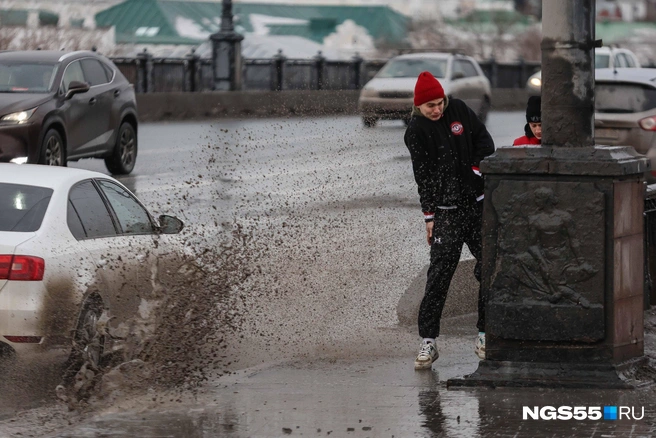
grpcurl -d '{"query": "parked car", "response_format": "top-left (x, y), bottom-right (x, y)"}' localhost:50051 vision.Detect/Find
top-left (0, 50), bottom-right (138, 174)
top-left (0, 164), bottom-right (184, 364)
top-left (526, 46), bottom-right (641, 95)
top-left (358, 52), bottom-right (492, 126)
top-left (595, 68), bottom-right (656, 182)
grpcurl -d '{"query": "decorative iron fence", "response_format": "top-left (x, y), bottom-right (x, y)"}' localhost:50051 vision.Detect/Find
top-left (109, 50), bottom-right (540, 93)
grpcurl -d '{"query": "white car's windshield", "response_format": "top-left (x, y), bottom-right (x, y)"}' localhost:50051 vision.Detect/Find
top-left (0, 62), bottom-right (57, 93)
top-left (0, 183), bottom-right (52, 232)
top-left (595, 54), bottom-right (610, 69)
top-left (376, 59), bottom-right (447, 79)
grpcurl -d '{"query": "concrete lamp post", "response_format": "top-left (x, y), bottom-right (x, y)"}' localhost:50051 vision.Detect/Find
top-left (448, 0), bottom-right (651, 389)
top-left (210, 0), bottom-right (244, 91)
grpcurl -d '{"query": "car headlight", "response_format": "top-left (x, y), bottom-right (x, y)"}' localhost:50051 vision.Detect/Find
top-left (529, 77), bottom-right (542, 88)
top-left (1, 107), bottom-right (37, 124)
top-left (360, 89), bottom-right (378, 98)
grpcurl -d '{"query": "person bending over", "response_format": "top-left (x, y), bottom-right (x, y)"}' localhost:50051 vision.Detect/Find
top-left (404, 71), bottom-right (495, 370)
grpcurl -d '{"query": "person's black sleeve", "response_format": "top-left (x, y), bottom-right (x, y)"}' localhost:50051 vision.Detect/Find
top-left (404, 125), bottom-right (435, 214)
top-left (466, 105), bottom-right (495, 166)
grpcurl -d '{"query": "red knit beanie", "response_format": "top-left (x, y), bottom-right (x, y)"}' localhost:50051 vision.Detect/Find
top-left (414, 71), bottom-right (445, 106)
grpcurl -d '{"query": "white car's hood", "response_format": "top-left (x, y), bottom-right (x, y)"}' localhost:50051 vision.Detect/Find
top-left (363, 77), bottom-right (451, 93)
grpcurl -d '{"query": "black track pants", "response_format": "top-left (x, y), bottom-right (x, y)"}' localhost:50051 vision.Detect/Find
top-left (418, 201), bottom-right (485, 339)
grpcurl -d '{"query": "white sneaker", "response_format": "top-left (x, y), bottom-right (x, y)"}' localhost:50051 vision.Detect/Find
top-left (475, 333), bottom-right (485, 360)
top-left (414, 342), bottom-right (438, 370)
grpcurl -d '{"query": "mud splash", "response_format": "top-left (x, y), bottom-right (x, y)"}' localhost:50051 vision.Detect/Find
top-left (55, 221), bottom-right (263, 410)
top-left (30, 118), bottom-right (423, 420)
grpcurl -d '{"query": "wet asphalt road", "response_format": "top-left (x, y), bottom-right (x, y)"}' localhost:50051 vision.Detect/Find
top-left (68, 112), bottom-right (522, 225)
top-left (3, 113), bottom-right (655, 437)
top-left (46, 313), bottom-right (656, 438)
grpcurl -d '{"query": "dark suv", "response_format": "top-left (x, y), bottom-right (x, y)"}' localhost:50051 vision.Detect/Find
top-left (0, 50), bottom-right (138, 174)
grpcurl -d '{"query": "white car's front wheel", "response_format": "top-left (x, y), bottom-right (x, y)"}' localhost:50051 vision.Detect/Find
top-left (362, 116), bottom-right (378, 128)
top-left (478, 97), bottom-right (491, 124)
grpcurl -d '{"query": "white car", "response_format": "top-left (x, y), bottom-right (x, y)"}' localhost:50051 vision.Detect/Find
top-left (358, 52), bottom-right (492, 126)
top-left (526, 46), bottom-right (641, 95)
top-left (0, 164), bottom-right (184, 365)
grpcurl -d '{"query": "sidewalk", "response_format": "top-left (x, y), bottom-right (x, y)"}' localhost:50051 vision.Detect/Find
top-left (47, 312), bottom-right (656, 438)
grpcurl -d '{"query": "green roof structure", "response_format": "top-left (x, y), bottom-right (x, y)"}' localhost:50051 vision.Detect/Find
top-left (38, 10), bottom-right (59, 26)
top-left (596, 20), bottom-right (656, 44)
top-left (0, 9), bottom-right (60, 27)
top-left (95, 0), bottom-right (409, 46)
top-left (445, 8), bottom-right (534, 34)
top-left (0, 10), bottom-right (29, 26)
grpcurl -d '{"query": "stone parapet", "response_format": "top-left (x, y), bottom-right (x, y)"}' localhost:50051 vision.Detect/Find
top-left (135, 88), bottom-right (530, 122)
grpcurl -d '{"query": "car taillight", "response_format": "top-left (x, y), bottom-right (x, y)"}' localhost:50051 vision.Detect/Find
top-left (639, 116), bottom-right (656, 131)
top-left (0, 255), bottom-right (11, 278)
top-left (0, 255), bottom-right (44, 281)
top-left (4, 336), bottom-right (42, 343)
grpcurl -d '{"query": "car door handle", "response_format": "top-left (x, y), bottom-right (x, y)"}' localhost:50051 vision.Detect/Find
top-left (89, 97), bottom-right (97, 106)
top-left (113, 89), bottom-right (121, 98)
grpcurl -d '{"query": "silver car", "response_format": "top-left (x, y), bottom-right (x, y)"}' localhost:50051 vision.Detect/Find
top-left (526, 46), bottom-right (641, 95)
top-left (595, 68), bottom-right (656, 181)
top-left (358, 52), bottom-right (492, 127)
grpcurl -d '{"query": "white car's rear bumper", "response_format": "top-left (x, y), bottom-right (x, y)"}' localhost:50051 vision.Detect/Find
top-left (0, 280), bottom-right (55, 355)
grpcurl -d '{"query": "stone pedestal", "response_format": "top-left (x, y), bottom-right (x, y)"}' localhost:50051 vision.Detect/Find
top-left (448, 145), bottom-right (650, 388)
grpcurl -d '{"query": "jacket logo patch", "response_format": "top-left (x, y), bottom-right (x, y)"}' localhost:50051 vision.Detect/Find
top-left (451, 121), bottom-right (464, 135)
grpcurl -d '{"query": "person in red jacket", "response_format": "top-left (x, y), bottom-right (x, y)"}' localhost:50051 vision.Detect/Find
top-left (513, 96), bottom-right (541, 146)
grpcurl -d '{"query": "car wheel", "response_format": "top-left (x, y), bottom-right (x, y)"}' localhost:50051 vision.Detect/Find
top-left (66, 298), bottom-right (106, 373)
top-left (362, 116), bottom-right (378, 128)
top-left (105, 122), bottom-right (137, 175)
top-left (478, 97), bottom-right (491, 124)
top-left (39, 129), bottom-right (66, 166)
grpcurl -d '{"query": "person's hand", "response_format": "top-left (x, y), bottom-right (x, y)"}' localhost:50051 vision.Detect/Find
top-left (425, 221), bottom-right (434, 245)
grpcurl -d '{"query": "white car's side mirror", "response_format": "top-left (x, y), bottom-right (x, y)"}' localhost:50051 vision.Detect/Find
top-left (158, 215), bottom-right (184, 234)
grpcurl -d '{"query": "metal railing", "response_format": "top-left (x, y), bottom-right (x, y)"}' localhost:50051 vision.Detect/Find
top-left (110, 49), bottom-right (540, 93)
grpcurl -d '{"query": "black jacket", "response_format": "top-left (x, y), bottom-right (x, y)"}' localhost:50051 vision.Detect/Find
top-left (404, 98), bottom-right (495, 213)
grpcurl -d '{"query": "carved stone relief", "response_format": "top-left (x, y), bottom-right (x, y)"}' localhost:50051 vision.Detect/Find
top-left (486, 180), bottom-right (605, 341)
